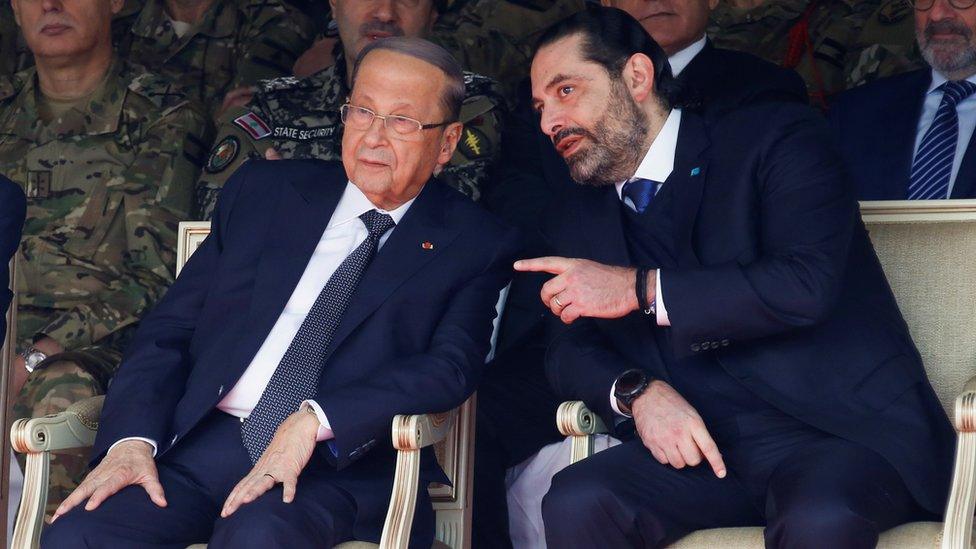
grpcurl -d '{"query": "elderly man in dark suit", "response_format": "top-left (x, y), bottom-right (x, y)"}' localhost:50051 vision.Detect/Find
top-left (830, 0), bottom-right (976, 199)
top-left (518, 8), bottom-right (951, 548)
top-left (0, 175), bottom-right (25, 343)
top-left (40, 37), bottom-right (519, 549)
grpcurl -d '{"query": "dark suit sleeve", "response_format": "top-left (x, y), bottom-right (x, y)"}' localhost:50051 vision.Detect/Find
top-left (0, 179), bottom-right (26, 342)
top-left (91, 164), bottom-right (249, 461)
top-left (315, 228), bottom-right (521, 469)
top-left (662, 108), bottom-right (857, 356)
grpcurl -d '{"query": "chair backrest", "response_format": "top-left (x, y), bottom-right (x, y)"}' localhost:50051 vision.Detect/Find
top-left (861, 200), bottom-right (976, 416)
top-left (176, 222), bottom-right (490, 548)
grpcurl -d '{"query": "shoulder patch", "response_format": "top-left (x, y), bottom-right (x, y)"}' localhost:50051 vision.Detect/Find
top-left (234, 112), bottom-right (273, 140)
top-left (205, 136), bottom-right (241, 174)
top-left (458, 126), bottom-right (489, 160)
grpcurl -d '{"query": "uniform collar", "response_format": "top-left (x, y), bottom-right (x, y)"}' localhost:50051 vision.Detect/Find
top-left (615, 108), bottom-right (683, 199)
top-left (4, 59), bottom-right (127, 143)
top-left (927, 69), bottom-right (976, 94)
top-left (328, 180), bottom-right (416, 229)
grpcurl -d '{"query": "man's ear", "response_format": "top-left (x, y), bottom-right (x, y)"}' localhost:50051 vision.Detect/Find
top-left (437, 121), bottom-right (463, 165)
top-left (623, 53), bottom-right (656, 104)
top-left (599, 0), bottom-right (613, 6)
top-left (10, 0), bottom-right (20, 28)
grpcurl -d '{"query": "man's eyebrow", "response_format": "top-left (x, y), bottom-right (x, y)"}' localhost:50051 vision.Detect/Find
top-left (532, 73), bottom-right (591, 110)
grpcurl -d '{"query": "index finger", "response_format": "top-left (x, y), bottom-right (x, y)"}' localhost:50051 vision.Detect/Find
top-left (53, 480), bottom-right (97, 521)
top-left (691, 425), bottom-right (726, 479)
top-left (513, 257), bottom-right (574, 274)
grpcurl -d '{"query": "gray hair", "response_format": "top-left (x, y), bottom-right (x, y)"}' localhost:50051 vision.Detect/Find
top-left (351, 37), bottom-right (466, 121)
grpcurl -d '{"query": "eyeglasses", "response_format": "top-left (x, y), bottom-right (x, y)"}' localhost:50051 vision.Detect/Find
top-left (339, 103), bottom-right (454, 139)
top-left (911, 0), bottom-right (976, 11)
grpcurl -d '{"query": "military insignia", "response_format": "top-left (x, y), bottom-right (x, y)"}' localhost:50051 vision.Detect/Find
top-left (878, 0), bottom-right (911, 25)
top-left (205, 136), bottom-right (240, 174)
top-left (233, 112), bottom-right (272, 140)
top-left (26, 170), bottom-right (51, 198)
top-left (421, 241), bottom-right (434, 250)
top-left (458, 127), bottom-right (489, 160)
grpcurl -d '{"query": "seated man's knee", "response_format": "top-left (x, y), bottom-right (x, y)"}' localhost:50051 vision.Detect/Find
top-left (766, 502), bottom-right (878, 549)
top-left (210, 499), bottom-right (335, 549)
top-left (40, 508), bottom-right (99, 548)
top-left (15, 360), bottom-right (101, 419)
top-left (543, 466), bottom-right (619, 530)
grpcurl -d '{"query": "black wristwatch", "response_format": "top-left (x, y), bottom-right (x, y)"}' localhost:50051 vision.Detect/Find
top-left (613, 369), bottom-right (651, 417)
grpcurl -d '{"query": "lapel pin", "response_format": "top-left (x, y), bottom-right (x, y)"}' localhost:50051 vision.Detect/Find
top-left (421, 241), bottom-right (434, 250)
top-left (690, 167), bottom-right (701, 177)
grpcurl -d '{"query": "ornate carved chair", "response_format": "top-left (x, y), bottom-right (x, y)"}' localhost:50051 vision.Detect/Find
top-left (10, 221), bottom-right (494, 549)
top-left (557, 200), bottom-right (976, 549)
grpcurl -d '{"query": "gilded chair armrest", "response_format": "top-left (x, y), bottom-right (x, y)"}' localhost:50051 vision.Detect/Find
top-left (10, 395), bottom-right (104, 454)
top-left (9, 395), bottom-right (104, 549)
top-left (381, 410), bottom-right (458, 549)
top-left (941, 378), bottom-right (976, 549)
top-left (557, 401), bottom-right (608, 465)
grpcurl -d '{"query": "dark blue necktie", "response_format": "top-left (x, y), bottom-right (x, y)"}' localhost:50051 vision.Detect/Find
top-left (908, 80), bottom-right (976, 200)
top-left (241, 209), bottom-right (395, 463)
top-left (622, 178), bottom-right (660, 213)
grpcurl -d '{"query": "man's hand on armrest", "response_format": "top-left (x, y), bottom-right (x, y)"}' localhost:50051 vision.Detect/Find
top-left (221, 407), bottom-right (320, 518)
top-left (52, 439), bottom-right (165, 522)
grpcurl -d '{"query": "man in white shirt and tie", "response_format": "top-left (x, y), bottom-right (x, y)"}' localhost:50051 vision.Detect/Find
top-left (41, 37), bottom-right (519, 549)
top-left (830, 0), bottom-right (976, 199)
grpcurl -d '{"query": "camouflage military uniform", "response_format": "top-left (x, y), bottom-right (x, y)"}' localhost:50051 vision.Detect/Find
top-left (196, 52), bottom-right (507, 219)
top-left (845, 0), bottom-right (924, 88)
top-left (0, 60), bottom-right (209, 514)
top-left (431, 0), bottom-right (587, 101)
top-left (113, 0), bottom-right (315, 116)
top-left (709, 0), bottom-right (880, 108)
top-left (0, 3), bottom-right (33, 79)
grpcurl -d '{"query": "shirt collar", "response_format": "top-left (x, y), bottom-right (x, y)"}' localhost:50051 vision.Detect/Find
top-left (329, 181), bottom-right (415, 228)
top-left (615, 108), bottom-right (683, 200)
top-left (927, 69), bottom-right (976, 94)
top-left (667, 36), bottom-right (707, 77)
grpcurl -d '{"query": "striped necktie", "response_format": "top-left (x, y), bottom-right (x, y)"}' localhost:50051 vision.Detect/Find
top-left (241, 209), bottom-right (395, 463)
top-left (908, 80), bottom-right (976, 200)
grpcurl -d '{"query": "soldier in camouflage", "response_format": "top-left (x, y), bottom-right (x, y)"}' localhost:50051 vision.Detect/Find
top-left (3, 0), bottom-right (210, 516)
top-left (112, 0), bottom-right (316, 117)
top-left (196, 0), bottom-right (508, 219)
top-left (845, 0), bottom-right (925, 87)
top-left (708, 0), bottom-right (880, 108)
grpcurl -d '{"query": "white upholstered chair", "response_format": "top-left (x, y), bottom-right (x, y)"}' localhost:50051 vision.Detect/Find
top-left (557, 200), bottom-right (976, 549)
top-left (10, 221), bottom-right (493, 549)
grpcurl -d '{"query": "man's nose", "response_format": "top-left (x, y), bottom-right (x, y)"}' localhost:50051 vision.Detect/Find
top-left (539, 106), bottom-right (565, 139)
top-left (927, 0), bottom-right (963, 20)
top-left (40, 0), bottom-right (63, 13)
top-left (369, 0), bottom-right (397, 22)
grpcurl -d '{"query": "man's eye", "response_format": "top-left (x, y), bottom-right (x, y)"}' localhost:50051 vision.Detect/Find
top-left (559, 86), bottom-right (574, 97)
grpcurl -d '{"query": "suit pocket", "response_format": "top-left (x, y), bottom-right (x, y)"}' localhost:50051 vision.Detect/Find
top-left (853, 354), bottom-right (923, 411)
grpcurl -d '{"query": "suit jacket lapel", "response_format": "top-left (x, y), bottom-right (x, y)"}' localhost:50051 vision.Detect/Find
top-left (952, 127), bottom-right (976, 198)
top-left (894, 71), bottom-right (932, 198)
top-left (670, 112), bottom-right (710, 269)
top-left (324, 181), bottom-right (461, 358)
top-left (229, 171), bottom-right (344, 375)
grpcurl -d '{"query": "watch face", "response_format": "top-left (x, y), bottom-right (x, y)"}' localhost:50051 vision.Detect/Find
top-left (25, 351), bottom-right (46, 371)
top-left (615, 370), bottom-right (647, 397)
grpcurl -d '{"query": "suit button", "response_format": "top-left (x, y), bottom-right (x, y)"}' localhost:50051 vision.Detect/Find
top-left (711, 341), bottom-right (719, 349)
top-left (350, 449), bottom-right (360, 458)
top-left (690, 343), bottom-right (700, 352)
top-left (721, 339), bottom-right (730, 347)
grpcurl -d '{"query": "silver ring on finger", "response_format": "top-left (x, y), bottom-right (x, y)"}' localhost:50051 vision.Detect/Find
top-left (553, 295), bottom-right (564, 310)
top-left (262, 473), bottom-right (277, 482)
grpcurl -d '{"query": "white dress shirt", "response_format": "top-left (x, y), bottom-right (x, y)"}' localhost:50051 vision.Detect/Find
top-left (668, 35), bottom-right (707, 77)
top-left (609, 108), bottom-right (683, 417)
top-left (112, 181), bottom-right (414, 455)
top-left (913, 70), bottom-right (976, 197)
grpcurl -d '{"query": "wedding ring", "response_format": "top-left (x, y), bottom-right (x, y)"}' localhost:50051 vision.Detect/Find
top-left (263, 473), bottom-right (277, 482)
top-left (553, 295), bottom-right (564, 309)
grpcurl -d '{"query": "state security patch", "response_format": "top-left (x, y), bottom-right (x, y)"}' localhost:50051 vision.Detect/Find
top-left (205, 136), bottom-right (240, 174)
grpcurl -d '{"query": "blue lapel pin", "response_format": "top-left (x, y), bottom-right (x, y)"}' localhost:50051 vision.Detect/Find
top-left (690, 167), bottom-right (701, 177)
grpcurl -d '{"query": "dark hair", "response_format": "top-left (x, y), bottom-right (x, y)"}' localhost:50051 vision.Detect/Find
top-left (535, 6), bottom-right (691, 110)
top-left (352, 37), bottom-right (466, 121)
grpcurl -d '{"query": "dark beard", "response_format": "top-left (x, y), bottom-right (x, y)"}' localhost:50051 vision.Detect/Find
top-left (564, 81), bottom-right (650, 187)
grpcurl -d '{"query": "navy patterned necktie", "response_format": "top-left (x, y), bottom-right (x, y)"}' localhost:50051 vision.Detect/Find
top-left (622, 178), bottom-right (660, 214)
top-left (908, 80), bottom-right (976, 200)
top-left (242, 209), bottom-right (396, 463)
